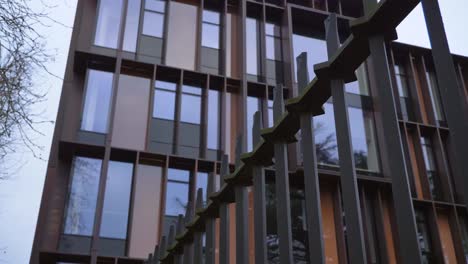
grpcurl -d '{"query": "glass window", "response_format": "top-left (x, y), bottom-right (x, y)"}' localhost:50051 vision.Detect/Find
top-left (95, 0), bottom-right (123, 49)
top-left (313, 103), bottom-right (339, 167)
top-left (202, 10), bottom-right (221, 49)
top-left (100, 161), bottom-right (133, 239)
top-left (247, 96), bottom-right (260, 152)
top-left (268, 100), bottom-right (274, 127)
top-left (145, 0), bottom-right (166, 12)
top-left (123, 0), bottom-right (141, 52)
top-left (293, 34), bottom-right (327, 81)
top-left (426, 70), bottom-right (445, 124)
top-left (153, 81), bottom-right (177, 120)
top-left (415, 209), bottom-right (434, 263)
top-left (165, 169), bottom-right (190, 216)
top-left (197, 172), bottom-right (209, 203)
top-left (207, 90), bottom-right (220, 150)
top-left (420, 137), bottom-right (440, 200)
top-left (345, 64), bottom-right (370, 95)
top-left (348, 107), bottom-right (380, 172)
top-left (246, 18), bottom-right (260, 76)
top-left (64, 157), bottom-right (102, 236)
top-left (142, 11), bottom-right (165, 38)
top-left (394, 63), bottom-right (415, 121)
top-left (180, 85), bottom-right (202, 124)
top-left (81, 69), bottom-right (114, 134)
top-left (265, 23), bottom-right (281, 61)
top-left (459, 215), bottom-right (468, 261)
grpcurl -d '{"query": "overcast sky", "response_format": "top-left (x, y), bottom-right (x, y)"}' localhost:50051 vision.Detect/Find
top-left (0, 1), bottom-right (467, 263)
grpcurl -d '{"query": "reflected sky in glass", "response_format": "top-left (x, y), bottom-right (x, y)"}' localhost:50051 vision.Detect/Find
top-left (81, 70), bottom-right (113, 133)
top-left (100, 161), bottom-right (133, 239)
top-left (292, 34), bottom-right (327, 81)
top-left (94, 0), bottom-right (123, 48)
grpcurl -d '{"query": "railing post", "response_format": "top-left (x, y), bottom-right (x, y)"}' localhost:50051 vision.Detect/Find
top-left (363, 0), bottom-right (423, 263)
top-left (234, 135), bottom-right (250, 264)
top-left (174, 214), bottom-right (184, 264)
top-left (159, 236), bottom-right (167, 263)
top-left (205, 173), bottom-right (217, 264)
top-left (166, 225), bottom-right (175, 263)
top-left (153, 245), bottom-right (159, 264)
top-left (296, 52), bottom-right (325, 263)
top-left (325, 13), bottom-right (367, 264)
top-left (194, 188), bottom-right (204, 264)
top-left (421, 0), bottom-right (468, 209)
top-left (252, 111), bottom-right (267, 264)
top-left (272, 85), bottom-right (295, 263)
top-left (183, 201), bottom-right (194, 264)
top-left (219, 155), bottom-right (231, 264)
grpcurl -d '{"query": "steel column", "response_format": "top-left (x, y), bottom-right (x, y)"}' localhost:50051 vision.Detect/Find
top-left (205, 173), bottom-right (217, 264)
top-left (219, 155), bottom-right (231, 264)
top-left (363, 1), bottom-right (423, 263)
top-left (272, 86), bottom-right (294, 263)
top-left (297, 52), bottom-right (325, 264)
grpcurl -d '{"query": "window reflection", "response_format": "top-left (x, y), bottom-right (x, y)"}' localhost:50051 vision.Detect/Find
top-left (394, 63), bottom-right (415, 121)
top-left (247, 96), bottom-right (260, 151)
top-left (153, 80), bottom-right (177, 120)
top-left (246, 18), bottom-right (260, 78)
top-left (268, 99), bottom-right (274, 127)
top-left (313, 103), bottom-right (339, 167)
top-left (345, 64), bottom-right (369, 96)
top-left (207, 90), bottom-right (220, 150)
top-left (143, 0), bottom-right (166, 38)
top-left (348, 107), bottom-right (380, 172)
top-left (181, 85), bottom-right (202, 124)
top-left (426, 70), bottom-right (445, 125)
top-left (123, 0), bottom-right (142, 52)
top-left (81, 69), bottom-right (114, 134)
top-left (100, 161), bottom-right (133, 239)
top-left (202, 10), bottom-right (221, 49)
top-left (165, 169), bottom-right (190, 216)
top-left (292, 33), bottom-right (327, 81)
top-left (64, 157), bottom-right (102, 236)
top-left (416, 209), bottom-right (434, 263)
top-left (95, 0), bottom-right (123, 49)
top-left (197, 172), bottom-right (209, 203)
top-left (266, 22), bottom-right (283, 85)
top-left (420, 136), bottom-right (441, 200)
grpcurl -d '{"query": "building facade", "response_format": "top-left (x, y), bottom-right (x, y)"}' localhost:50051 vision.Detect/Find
top-left (30, 0), bottom-right (468, 263)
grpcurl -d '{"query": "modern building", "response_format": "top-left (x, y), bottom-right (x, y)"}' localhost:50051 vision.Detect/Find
top-left (30, 0), bottom-right (468, 263)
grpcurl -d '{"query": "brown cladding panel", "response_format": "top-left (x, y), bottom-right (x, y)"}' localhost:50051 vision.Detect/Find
top-left (112, 74), bottom-right (151, 151)
top-left (382, 194), bottom-right (397, 264)
top-left (436, 210), bottom-right (458, 264)
top-left (128, 164), bottom-right (163, 258)
top-left (321, 188), bottom-right (339, 264)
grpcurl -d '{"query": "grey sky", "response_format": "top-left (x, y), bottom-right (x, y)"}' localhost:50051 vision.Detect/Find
top-left (0, 1), bottom-right (466, 263)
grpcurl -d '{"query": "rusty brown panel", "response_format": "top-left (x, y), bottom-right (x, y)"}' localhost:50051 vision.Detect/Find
top-left (435, 209), bottom-right (458, 263)
top-left (321, 185), bottom-right (339, 264)
top-left (405, 127), bottom-right (424, 199)
top-left (381, 193), bottom-right (397, 264)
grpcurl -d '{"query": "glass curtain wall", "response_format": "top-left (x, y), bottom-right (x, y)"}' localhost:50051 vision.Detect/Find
top-left (426, 70), bottom-right (445, 126)
top-left (153, 80), bottom-right (177, 120)
top-left (201, 10), bottom-right (221, 74)
top-left (207, 89), bottom-right (221, 151)
top-left (247, 96), bottom-right (261, 151)
top-left (265, 22), bottom-right (283, 85)
top-left (246, 17), bottom-right (261, 82)
top-left (123, 0), bottom-right (142, 52)
top-left (420, 136), bottom-right (442, 200)
top-left (164, 168), bottom-right (190, 236)
top-left (142, 0), bottom-right (166, 38)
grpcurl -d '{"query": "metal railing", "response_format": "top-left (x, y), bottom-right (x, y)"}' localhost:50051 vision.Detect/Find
top-left (143, 0), bottom-right (468, 263)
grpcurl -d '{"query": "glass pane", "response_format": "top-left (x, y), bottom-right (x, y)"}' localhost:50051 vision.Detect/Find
top-left (426, 71), bottom-right (445, 122)
top-left (416, 210), bottom-right (434, 263)
top-left (145, 0), bottom-right (166, 12)
top-left (345, 64), bottom-right (369, 95)
top-left (181, 94), bottom-right (201, 124)
top-left (203, 10), bottom-right (220, 24)
top-left (64, 157), bottom-right (102, 236)
top-left (246, 18), bottom-right (259, 76)
top-left (143, 11), bottom-right (164, 38)
top-left (348, 107), bottom-right (380, 172)
top-left (266, 36), bottom-right (275, 60)
top-left (153, 89), bottom-right (176, 120)
top-left (202, 23), bottom-right (220, 49)
top-left (293, 34), bottom-right (327, 81)
top-left (313, 103), bottom-right (339, 166)
top-left (165, 182), bottom-right (189, 216)
top-left (207, 90), bottom-right (220, 150)
top-left (265, 23), bottom-right (275, 36)
top-left (100, 161), bottom-right (133, 239)
top-left (95, 0), bottom-right (123, 48)
top-left (156, 80), bottom-right (177, 91)
top-left (81, 70), bottom-right (114, 133)
top-left (268, 100), bottom-right (274, 127)
top-left (123, 0), bottom-right (141, 52)
top-left (247, 96), bottom-right (260, 152)
top-left (168, 168), bottom-right (190, 182)
top-left (183, 85), bottom-right (203, 95)
top-left (197, 172), bottom-right (209, 203)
